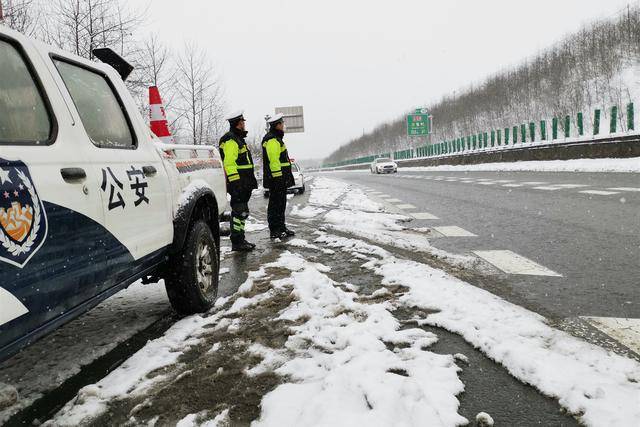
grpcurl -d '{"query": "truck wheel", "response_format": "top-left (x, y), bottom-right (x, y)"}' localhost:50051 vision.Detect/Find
top-left (165, 220), bottom-right (219, 315)
top-left (299, 184), bottom-right (305, 194)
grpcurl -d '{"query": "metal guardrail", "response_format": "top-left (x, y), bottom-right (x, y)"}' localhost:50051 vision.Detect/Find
top-left (324, 104), bottom-right (636, 168)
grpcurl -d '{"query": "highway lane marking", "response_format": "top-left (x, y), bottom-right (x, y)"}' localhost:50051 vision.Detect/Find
top-left (411, 212), bottom-right (440, 220)
top-left (552, 184), bottom-right (590, 188)
top-left (521, 182), bottom-right (548, 185)
top-left (607, 187), bottom-right (640, 192)
top-left (385, 198), bottom-right (403, 203)
top-left (581, 317), bottom-right (640, 354)
top-left (0, 286), bottom-right (29, 327)
top-left (579, 190), bottom-right (620, 196)
top-left (477, 182), bottom-right (498, 185)
top-left (433, 226), bottom-right (477, 237)
top-left (491, 180), bottom-right (515, 183)
top-left (533, 186), bottom-right (563, 191)
top-left (396, 204), bottom-right (417, 210)
top-left (473, 250), bottom-right (562, 277)
top-left (503, 184), bottom-right (524, 187)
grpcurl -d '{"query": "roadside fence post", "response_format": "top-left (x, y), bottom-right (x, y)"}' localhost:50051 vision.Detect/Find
top-left (540, 120), bottom-right (547, 141)
top-left (610, 106), bottom-right (618, 133)
top-left (627, 103), bottom-right (634, 131)
top-left (564, 115), bottom-right (570, 138)
top-left (529, 122), bottom-right (535, 142)
top-left (594, 109), bottom-right (601, 135)
top-left (552, 117), bottom-right (558, 140)
top-left (577, 112), bottom-right (584, 136)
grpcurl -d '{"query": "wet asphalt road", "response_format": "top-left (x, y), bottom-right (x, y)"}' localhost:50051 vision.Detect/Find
top-left (324, 170), bottom-right (640, 321)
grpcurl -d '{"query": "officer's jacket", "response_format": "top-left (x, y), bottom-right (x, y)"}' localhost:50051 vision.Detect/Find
top-left (218, 129), bottom-right (258, 190)
top-left (262, 129), bottom-right (294, 189)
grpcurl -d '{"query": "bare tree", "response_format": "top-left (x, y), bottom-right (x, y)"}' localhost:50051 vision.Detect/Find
top-left (174, 42), bottom-right (226, 145)
top-left (0, 0), bottom-right (41, 36)
top-left (43, 0), bottom-right (144, 60)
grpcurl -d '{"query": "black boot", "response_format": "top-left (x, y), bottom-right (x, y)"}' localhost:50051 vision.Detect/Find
top-left (270, 230), bottom-right (288, 239)
top-left (232, 240), bottom-right (256, 252)
top-left (283, 228), bottom-right (296, 237)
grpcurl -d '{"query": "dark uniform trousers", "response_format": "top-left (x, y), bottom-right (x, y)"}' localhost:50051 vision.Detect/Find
top-left (230, 189), bottom-right (252, 244)
top-left (267, 184), bottom-right (287, 233)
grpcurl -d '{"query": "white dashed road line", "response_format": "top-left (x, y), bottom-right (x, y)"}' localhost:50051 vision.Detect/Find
top-left (433, 226), bottom-right (477, 237)
top-left (552, 184), bottom-right (590, 189)
top-left (521, 182), bottom-right (548, 185)
top-left (473, 250), bottom-right (562, 277)
top-left (607, 187), bottom-right (640, 192)
top-left (503, 184), bottom-right (524, 187)
top-left (533, 186), bottom-right (563, 191)
top-left (411, 212), bottom-right (440, 220)
top-left (582, 317), bottom-right (640, 354)
top-left (579, 190), bottom-right (620, 196)
top-left (396, 204), bottom-right (416, 210)
top-left (385, 198), bottom-right (402, 203)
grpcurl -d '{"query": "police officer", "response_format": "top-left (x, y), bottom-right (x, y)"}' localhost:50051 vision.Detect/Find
top-left (262, 114), bottom-right (295, 239)
top-left (219, 111), bottom-right (258, 251)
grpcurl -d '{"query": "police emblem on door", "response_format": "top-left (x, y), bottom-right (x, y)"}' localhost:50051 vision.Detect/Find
top-left (0, 158), bottom-right (48, 268)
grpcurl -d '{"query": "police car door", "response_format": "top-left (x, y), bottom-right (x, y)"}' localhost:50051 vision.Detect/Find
top-left (0, 32), bottom-right (106, 349)
top-left (50, 57), bottom-right (173, 290)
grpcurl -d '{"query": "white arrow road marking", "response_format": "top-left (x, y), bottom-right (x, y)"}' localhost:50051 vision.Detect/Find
top-left (0, 286), bottom-right (28, 326)
top-left (582, 317), bottom-right (640, 354)
top-left (411, 212), bottom-right (439, 220)
top-left (433, 226), bottom-right (477, 237)
top-left (396, 204), bottom-right (416, 210)
top-left (473, 250), bottom-right (562, 277)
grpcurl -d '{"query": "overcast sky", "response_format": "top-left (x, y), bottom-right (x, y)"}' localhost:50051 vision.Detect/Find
top-left (137, 0), bottom-right (632, 160)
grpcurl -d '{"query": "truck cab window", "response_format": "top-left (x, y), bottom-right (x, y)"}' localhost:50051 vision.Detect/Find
top-left (53, 59), bottom-right (135, 149)
top-left (0, 39), bottom-right (52, 145)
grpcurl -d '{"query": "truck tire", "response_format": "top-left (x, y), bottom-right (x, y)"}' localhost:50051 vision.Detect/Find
top-left (165, 220), bottom-right (219, 315)
top-left (299, 184), bottom-right (305, 194)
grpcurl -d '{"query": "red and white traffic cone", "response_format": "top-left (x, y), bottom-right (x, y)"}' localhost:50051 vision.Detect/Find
top-left (149, 86), bottom-right (175, 144)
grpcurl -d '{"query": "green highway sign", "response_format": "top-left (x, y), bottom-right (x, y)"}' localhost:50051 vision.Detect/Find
top-left (407, 108), bottom-right (432, 136)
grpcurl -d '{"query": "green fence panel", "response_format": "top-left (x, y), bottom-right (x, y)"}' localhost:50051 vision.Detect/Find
top-left (564, 116), bottom-right (570, 138)
top-left (628, 103), bottom-right (634, 131)
top-left (504, 128), bottom-right (510, 144)
top-left (491, 130), bottom-right (495, 147)
top-left (520, 124), bottom-right (526, 143)
top-left (552, 117), bottom-right (558, 140)
top-left (483, 132), bottom-right (488, 148)
top-left (540, 120), bottom-right (547, 140)
top-left (529, 122), bottom-right (535, 142)
top-left (513, 126), bottom-right (518, 143)
top-left (577, 112), bottom-right (584, 136)
top-left (594, 109), bottom-right (601, 135)
top-left (610, 106), bottom-right (618, 133)
top-left (497, 129), bottom-right (502, 145)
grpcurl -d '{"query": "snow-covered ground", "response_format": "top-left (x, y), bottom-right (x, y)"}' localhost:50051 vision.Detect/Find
top-left (45, 176), bottom-right (640, 426)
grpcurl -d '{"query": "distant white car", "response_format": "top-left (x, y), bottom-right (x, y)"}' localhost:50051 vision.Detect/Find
top-left (263, 162), bottom-right (305, 196)
top-left (370, 158), bottom-right (398, 174)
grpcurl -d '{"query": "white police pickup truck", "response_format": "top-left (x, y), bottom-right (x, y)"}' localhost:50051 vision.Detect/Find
top-left (0, 26), bottom-right (227, 362)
